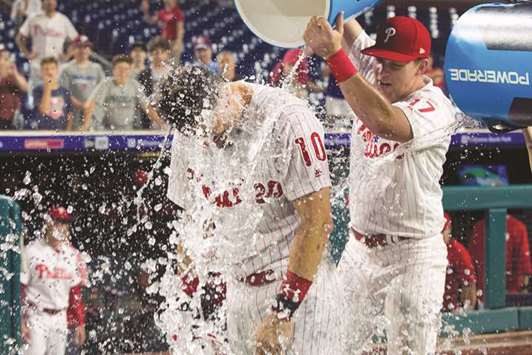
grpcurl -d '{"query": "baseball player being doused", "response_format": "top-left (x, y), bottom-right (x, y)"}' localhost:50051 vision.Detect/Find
top-left (21, 207), bottom-right (88, 355)
top-left (304, 14), bottom-right (459, 354)
top-left (158, 65), bottom-right (344, 355)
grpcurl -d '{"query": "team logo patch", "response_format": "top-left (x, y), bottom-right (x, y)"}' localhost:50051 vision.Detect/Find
top-left (384, 27), bottom-right (397, 43)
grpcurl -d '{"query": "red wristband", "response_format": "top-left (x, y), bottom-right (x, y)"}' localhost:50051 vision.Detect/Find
top-left (272, 271), bottom-right (313, 319)
top-left (326, 48), bottom-right (358, 83)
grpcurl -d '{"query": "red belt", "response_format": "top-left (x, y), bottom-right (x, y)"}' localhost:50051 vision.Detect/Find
top-left (352, 229), bottom-right (409, 249)
top-left (240, 270), bottom-right (276, 287)
top-left (27, 301), bottom-right (65, 315)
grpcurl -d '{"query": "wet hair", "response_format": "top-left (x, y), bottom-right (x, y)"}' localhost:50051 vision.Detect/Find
top-left (157, 65), bottom-right (224, 135)
top-left (40, 56), bottom-right (58, 67)
top-left (148, 36), bottom-right (171, 53)
top-left (112, 54), bottom-right (133, 68)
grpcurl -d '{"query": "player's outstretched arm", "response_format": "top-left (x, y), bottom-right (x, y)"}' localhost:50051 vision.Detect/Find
top-left (255, 187), bottom-right (332, 355)
top-left (338, 71), bottom-right (414, 142)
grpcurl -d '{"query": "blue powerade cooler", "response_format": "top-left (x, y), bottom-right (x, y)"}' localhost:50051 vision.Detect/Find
top-left (445, 2), bottom-right (532, 131)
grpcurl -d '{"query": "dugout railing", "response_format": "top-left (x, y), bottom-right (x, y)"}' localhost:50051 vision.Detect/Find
top-left (442, 185), bottom-right (532, 335)
top-left (0, 196), bottom-right (22, 353)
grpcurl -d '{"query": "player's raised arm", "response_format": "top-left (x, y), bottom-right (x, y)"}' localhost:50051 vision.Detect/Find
top-left (304, 14), bottom-right (415, 142)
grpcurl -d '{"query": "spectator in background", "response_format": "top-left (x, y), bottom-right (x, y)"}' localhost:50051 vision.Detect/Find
top-left (217, 50), bottom-right (238, 81)
top-left (442, 212), bottom-right (477, 313)
top-left (10, 0), bottom-right (43, 28)
top-left (59, 35), bottom-right (105, 130)
top-left (137, 36), bottom-right (170, 99)
top-left (269, 49), bottom-right (322, 99)
top-left (0, 46), bottom-right (29, 130)
top-left (81, 55), bottom-right (166, 131)
top-left (28, 57), bottom-right (73, 130)
top-left (469, 214), bottom-right (532, 303)
top-left (141, 0), bottom-right (185, 61)
top-left (16, 0), bottom-right (78, 86)
top-left (192, 36), bottom-right (218, 74)
top-left (137, 37), bottom-right (171, 129)
top-left (130, 42), bottom-right (148, 78)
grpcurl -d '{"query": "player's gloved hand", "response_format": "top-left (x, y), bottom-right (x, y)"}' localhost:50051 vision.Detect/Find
top-left (75, 325), bottom-right (86, 346)
top-left (255, 313), bottom-right (294, 355)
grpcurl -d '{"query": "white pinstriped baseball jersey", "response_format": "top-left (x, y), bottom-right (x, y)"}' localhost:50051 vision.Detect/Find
top-left (167, 83), bottom-right (331, 277)
top-left (21, 239), bottom-right (88, 310)
top-left (347, 32), bottom-right (459, 238)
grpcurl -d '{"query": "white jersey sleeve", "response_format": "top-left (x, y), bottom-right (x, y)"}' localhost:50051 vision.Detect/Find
top-left (393, 85), bottom-right (458, 149)
top-left (62, 14), bottom-right (78, 41)
top-left (278, 107), bottom-right (331, 201)
top-left (349, 31), bottom-right (378, 85)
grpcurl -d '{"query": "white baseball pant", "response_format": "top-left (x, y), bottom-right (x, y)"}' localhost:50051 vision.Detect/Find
top-left (226, 258), bottom-right (344, 355)
top-left (23, 309), bottom-right (68, 355)
top-left (338, 232), bottom-right (448, 355)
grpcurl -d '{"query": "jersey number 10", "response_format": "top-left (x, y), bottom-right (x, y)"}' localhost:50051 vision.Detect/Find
top-left (295, 132), bottom-right (327, 167)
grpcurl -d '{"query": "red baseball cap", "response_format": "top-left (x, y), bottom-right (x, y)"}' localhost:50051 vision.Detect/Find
top-left (362, 16), bottom-right (431, 63)
top-left (48, 206), bottom-right (72, 223)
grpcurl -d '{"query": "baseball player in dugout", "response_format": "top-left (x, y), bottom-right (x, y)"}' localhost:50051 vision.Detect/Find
top-left (305, 13), bottom-right (459, 354)
top-left (442, 213), bottom-right (477, 313)
top-left (21, 207), bottom-right (88, 355)
top-left (158, 65), bottom-right (340, 355)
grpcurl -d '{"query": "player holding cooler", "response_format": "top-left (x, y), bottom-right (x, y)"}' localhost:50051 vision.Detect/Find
top-left (305, 14), bottom-right (458, 354)
top-left (21, 207), bottom-right (88, 355)
top-left (160, 66), bottom-right (340, 355)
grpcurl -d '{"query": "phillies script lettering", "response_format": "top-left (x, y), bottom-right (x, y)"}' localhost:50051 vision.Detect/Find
top-left (357, 123), bottom-right (400, 158)
top-left (187, 168), bottom-right (284, 208)
top-left (35, 264), bottom-right (73, 280)
top-left (33, 25), bottom-right (67, 38)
